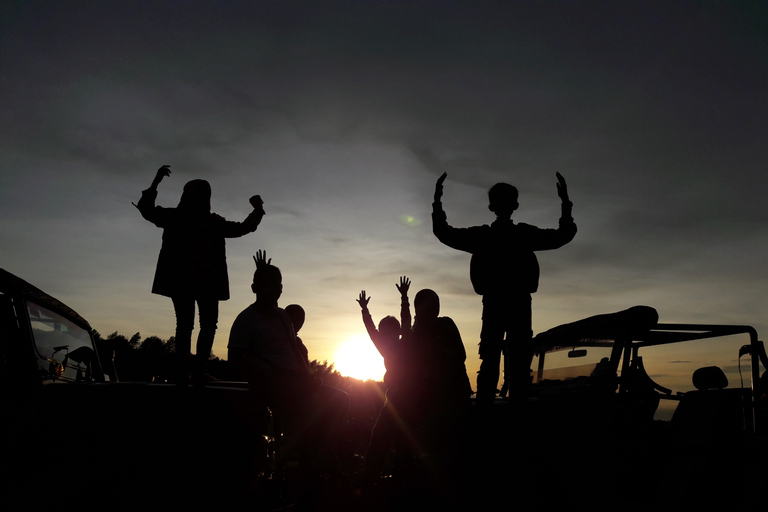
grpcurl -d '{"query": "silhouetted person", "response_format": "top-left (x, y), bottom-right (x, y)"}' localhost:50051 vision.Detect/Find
top-left (285, 300), bottom-right (352, 461)
top-left (409, 288), bottom-right (472, 456)
top-left (432, 172), bottom-right (576, 406)
top-left (135, 165), bottom-right (265, 385)
top-left (285, 303), bottom-right (310, 368)
top-left (357, 276), bottom-right (415, 482)
top-left (228, 251), bottom-right (349, 470)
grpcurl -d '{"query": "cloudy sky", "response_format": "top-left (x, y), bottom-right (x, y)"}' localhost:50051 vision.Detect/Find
top-left (2, 1), bottom-right (767, 382)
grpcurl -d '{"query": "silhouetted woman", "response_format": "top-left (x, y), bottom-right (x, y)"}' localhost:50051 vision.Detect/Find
top-left (136, 165), bottom-right (265, 385)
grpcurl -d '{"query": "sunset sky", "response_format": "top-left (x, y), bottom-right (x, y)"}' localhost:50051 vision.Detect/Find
top-left (2, 1), bottom-right (767, 384)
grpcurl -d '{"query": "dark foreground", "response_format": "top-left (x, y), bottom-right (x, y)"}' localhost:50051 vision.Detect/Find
top-left (6, 381), bottom-right (765, 512)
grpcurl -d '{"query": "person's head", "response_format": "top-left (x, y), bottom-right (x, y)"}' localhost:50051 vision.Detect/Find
top-left (488, 182), bottom-right (518, 218)
top-left (414, 289), bottom-right (440, 321)
top-left (251, 264), bottom-right (282, 304)
top-left (178, 179), bottom-right (212, 214)
top-left (285, 304), bottom-right (306, 333)
top-left (378, 315), bottom-right (401, 340)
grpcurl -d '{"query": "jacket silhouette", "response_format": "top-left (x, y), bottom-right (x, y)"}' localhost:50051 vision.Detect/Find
top-left (137, 179), bottom-right (263, 300)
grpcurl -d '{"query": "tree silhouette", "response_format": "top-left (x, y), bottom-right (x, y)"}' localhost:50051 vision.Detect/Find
top-left (309, 359), bottom-right (345, 388)
top-left (136, 335), bottom-right (174, 381)
top-left (93, 330), bottom-right (388, 397)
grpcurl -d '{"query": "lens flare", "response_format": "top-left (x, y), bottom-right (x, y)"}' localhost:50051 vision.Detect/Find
top-left (400, 214), bottom-right (420, 226)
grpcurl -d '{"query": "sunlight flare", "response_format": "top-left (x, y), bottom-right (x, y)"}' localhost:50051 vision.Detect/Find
top-left (332, 334), bottom-right (386, 381)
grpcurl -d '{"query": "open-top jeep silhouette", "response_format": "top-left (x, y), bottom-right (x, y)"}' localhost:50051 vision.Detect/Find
top-left (529, 305), bottom-right (767, 434)
top-left (474, 305), bottom-right (768, 509)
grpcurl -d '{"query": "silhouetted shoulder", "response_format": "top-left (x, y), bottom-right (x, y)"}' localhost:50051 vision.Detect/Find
top-left (437, 316), bottom-right (460, 331)
top-left (135, 188), bottom-right (175, 228)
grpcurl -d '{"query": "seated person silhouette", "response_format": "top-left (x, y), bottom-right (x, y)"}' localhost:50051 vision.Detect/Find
top-left (285, 303), bottom-right (310, 368)
top-left (228, 251), bottom-right (348, 468)
top-left (285, 301), bottom-right (350, 458)
top-left (357, 276), bottom-right (417, 481)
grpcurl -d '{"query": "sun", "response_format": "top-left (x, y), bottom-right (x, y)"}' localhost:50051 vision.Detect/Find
top-left (332, 334), bottom-right (386, 382)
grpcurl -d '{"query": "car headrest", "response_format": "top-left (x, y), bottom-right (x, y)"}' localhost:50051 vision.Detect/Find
top-left (692, 366), bottom-right (728, 391)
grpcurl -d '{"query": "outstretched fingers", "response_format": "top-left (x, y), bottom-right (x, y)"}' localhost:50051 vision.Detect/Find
top-left (253, 249), bottom-right (272, 268)
top-left (396, 276), bottom-right (411, 295)
top-left (357, 290), bottom-right (370, 308)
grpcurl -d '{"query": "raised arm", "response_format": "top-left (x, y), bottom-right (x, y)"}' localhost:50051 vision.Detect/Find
top-left (134, 165), bottom-right (172, 223)
top-left (555, 171), bottom-right (576, 237)
top-left (149, 165), bottom-right (171, 191)
top-left (396, 276), bottom-right (412, 332)
top-left (526, 172), bottom-right (577, 250)
top-left (357, 291), bottom-right (378, 341)
top-left (556, 172), bottom-right (570, 205)
top-left (431, 172), bottom-right (484, 253)
top-left (434, 172), bottom-right (447, 203)
top-left (218, 194), bottom-right (265, 237)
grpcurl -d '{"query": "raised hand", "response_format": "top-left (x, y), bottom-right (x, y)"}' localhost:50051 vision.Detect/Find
top-left (150, 165), bottom-right (171, 190)
top-left (156, 164), bottom-right (171, 179)
top-left (249, 195), bottom-right (265, 215)
top-left (357, 291), bottom-right (370, 310)
top-left (434, 172), bottom-right (447, 202)
top-left (556, 172), bottom-right (569, 203)
top-left (253, 249), bottom-right (271, 269)
top-left (396, 276), bottom-right (410, 297)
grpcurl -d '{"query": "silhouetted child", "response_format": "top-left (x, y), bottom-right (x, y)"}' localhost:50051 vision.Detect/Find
top-left (285, 303), bottom-right (310, 369)
top-left (356, 276), bottom-right (414, 481)
top-left (285, 300), bottom-right (355, 461)
top-left (228, 251), bottom-right (349, 471)
top-left (135, 165), bottom-right (265, 385)
top-left (357, 276), bottom-right (412, 394)
top-left (432, 172), bottom-right (576, 406)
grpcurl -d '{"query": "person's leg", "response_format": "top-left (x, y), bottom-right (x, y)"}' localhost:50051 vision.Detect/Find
top-left (505, 296), bottom-right (533, 401)
top-left (171, 296), bottom-right (195, 385)
top-left (192, 298), bottom-right (219, 381)
top-left (477, 302), bottom-right (505, 406)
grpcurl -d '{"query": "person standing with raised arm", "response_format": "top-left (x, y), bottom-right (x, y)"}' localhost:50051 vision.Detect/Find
top-left (356, 276), bottom-right (415, 483)
top-left (431, 172), bottom-right (576, 407)
top-left (135, 165), bottom-right (265, 385)
top-left (357, 276), bottom-right (412, 393)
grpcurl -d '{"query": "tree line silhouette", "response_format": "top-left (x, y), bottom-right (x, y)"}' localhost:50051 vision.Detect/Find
top-left (92, 329), bottom-right (369, 386)
top-left (92, 329), bottom-right (388, 457)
